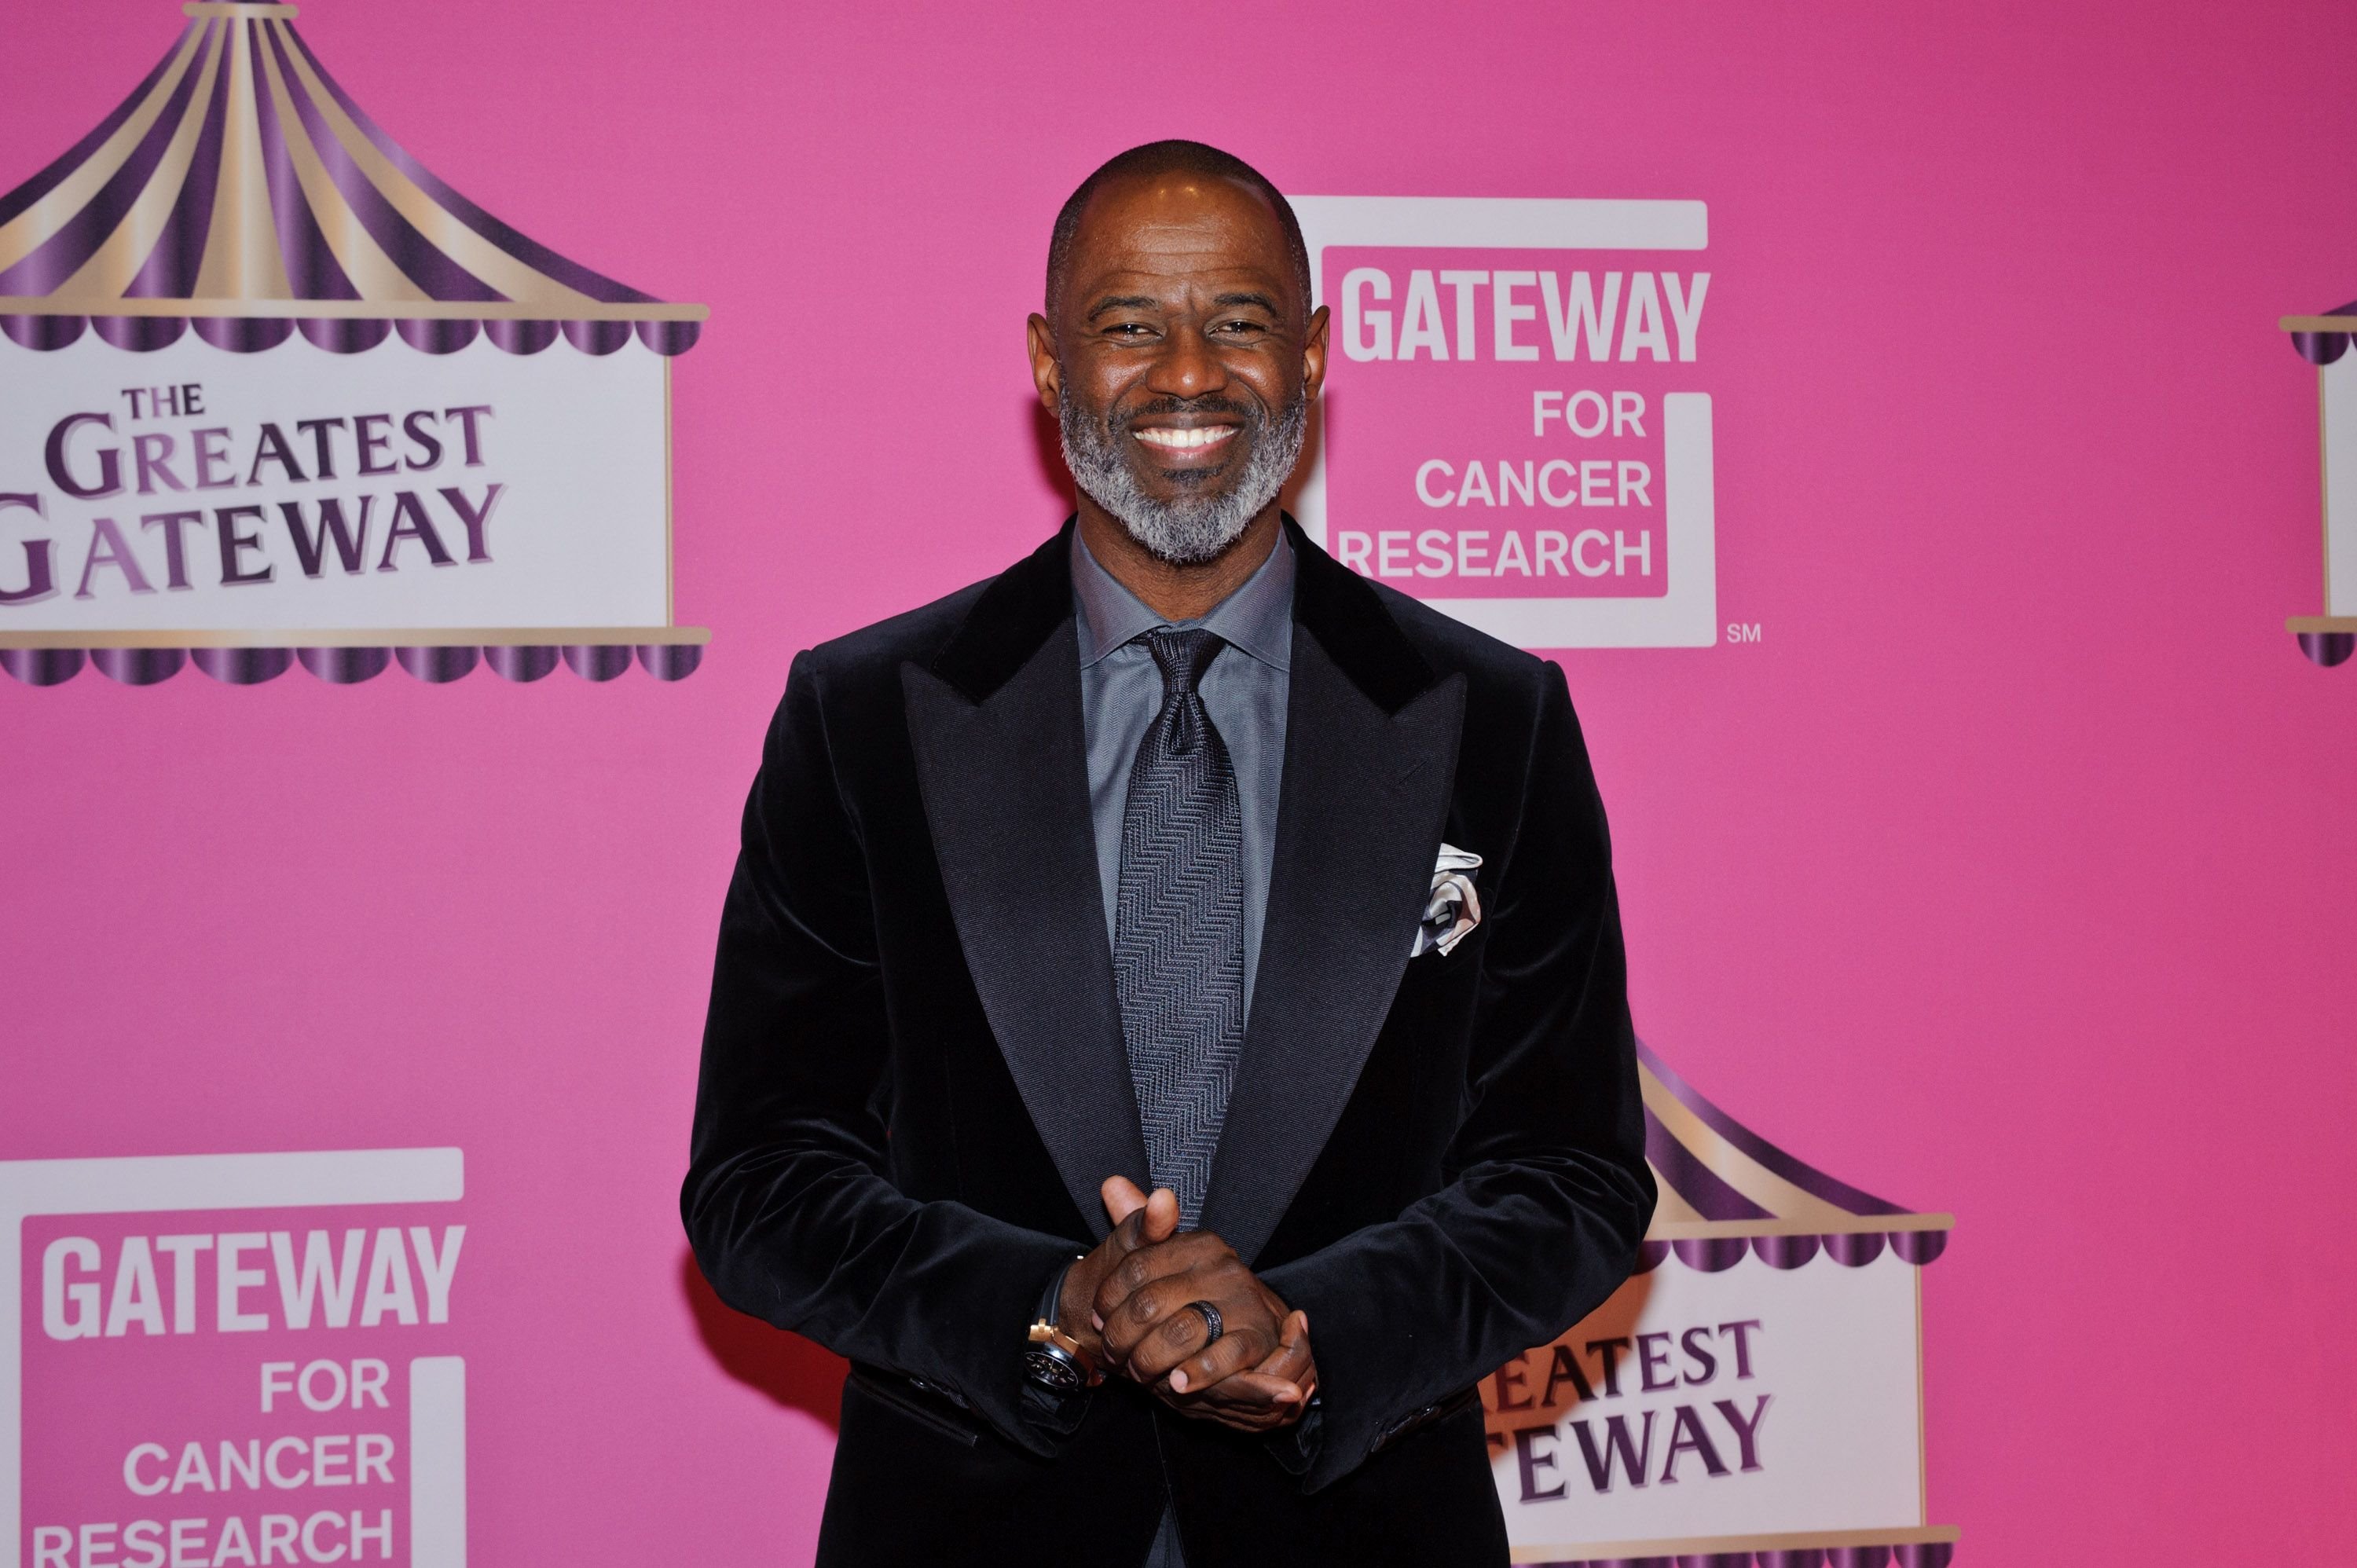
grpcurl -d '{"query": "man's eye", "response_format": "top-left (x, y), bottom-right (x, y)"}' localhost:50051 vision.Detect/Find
top-left (1215, 320), bottom-right (1266, 335)
top-left (1106, 323), bottom-right (1155, 338)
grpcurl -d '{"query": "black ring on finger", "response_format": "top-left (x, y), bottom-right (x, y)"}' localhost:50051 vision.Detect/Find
top-left (1187, 1300), bottom-right (1223, 1346)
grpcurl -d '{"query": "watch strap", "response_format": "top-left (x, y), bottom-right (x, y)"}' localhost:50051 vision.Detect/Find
top-left (1039, 1259), bottom-right (1076, 1328)
top-left (1024, 1255), bottom-right (1100, 1393)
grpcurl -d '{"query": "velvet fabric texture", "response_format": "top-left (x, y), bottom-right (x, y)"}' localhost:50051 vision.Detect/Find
top-left (683, 518), bottom-right (1656, 1567)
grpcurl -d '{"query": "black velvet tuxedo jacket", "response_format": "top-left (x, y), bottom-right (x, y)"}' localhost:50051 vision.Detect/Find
top-left (684, 518), bottom-right (1655, 1568)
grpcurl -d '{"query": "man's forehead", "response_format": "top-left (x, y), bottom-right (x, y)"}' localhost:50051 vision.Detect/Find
top-left (1080, 253), bottom-right (1288, 297)
top-left (1068, 174), bottom-right (1292, 294)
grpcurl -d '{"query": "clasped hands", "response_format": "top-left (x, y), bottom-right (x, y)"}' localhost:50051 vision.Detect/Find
top-left (1057, 1176), bottom-right (1316, 1434)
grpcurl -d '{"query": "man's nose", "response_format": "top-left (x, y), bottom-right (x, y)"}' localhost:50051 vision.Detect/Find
top-left (1143, 324), bottom-right (1225, 401)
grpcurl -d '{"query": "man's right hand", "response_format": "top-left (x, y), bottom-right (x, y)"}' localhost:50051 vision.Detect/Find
top-left (1055, 1177), bottom-right (1182, 1366)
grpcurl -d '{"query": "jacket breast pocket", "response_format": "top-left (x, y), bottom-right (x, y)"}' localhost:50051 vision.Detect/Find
top-left (845, 1366), bottom-right (981, 1449)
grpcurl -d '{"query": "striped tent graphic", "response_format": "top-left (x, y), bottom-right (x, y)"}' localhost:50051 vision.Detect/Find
top-left (1636, 1042), bottom-right (1949, 1272)
top-left (0, 0), bottom-right (706, 355)
top-left (0, 0), bottom-right (708, 691)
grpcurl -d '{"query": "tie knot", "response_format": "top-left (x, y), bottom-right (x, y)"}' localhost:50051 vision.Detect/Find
top-left (1144, 627), bottom-right (1224, 696)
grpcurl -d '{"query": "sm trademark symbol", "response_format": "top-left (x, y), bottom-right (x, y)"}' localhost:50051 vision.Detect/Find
top-left (1726, 622), bottom-right (1762, 644)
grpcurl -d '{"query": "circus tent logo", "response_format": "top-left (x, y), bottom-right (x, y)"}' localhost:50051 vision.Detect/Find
top-left (1487, 1043), bottom-right (1957, 1566)
top-left (0, 0), bottom-right (707, 688)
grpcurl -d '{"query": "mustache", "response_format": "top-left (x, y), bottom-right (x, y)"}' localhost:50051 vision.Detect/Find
top-left (1108, 395), bottom-right (1265, 434)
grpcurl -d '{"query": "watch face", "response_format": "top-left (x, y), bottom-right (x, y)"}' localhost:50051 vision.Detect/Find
top-left (1025, 1344), bottom-right (1083, 1394)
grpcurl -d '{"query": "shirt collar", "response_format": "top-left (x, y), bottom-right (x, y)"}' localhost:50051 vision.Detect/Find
top-left (1070, 525), bottom-right (1295, 672)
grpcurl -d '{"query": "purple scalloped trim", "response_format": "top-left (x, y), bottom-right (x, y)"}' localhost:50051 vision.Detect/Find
top-left (1750, 1233), bottom-right (1820, 1269)
top-left (193, 646), bottom-right (291, 684)
top-left (2290, 297), bottom-right (2357, 365)
top-left (297, 645), bottom-right (389, 683)
top-left (2297, 631), bottom-right (2354, 668)
top-left (0, 648), bottom-right (85, 686)
top-left (1671, 1236), bottom-right (1750, 1273)
top-left (564, 319), bottom-right (633, 355)
top-left (95, 314), bottom-right (188, 350)
top-left (1634, 1229), bottom-right (1949, 1274)
top-left (396, 316), bottom-right (479, 355)
top-left (486, 644), bottom-right (560, 682)
top-left (92, 647), bottom-right (184, 685)
top-left (299, 316), bottom-right (390, 353)
top-left (396, 645), bottom-right (477, 683)
top-left (3, 313), bottom-right (86, 350)
top-left (636, 318), bottom-right (700, 355)
top-left (7, 643), bottom-right (701, 686)
top-left (0, 315), bottom-right (687, 354)
top-left (195, 316), bottom-right (294, 353)
top-left (485, 318), bottom-right (559, 354)
top-left (2295, 331), bottom-right (2351, 365)
top-left (1535, 1538), bottom-right (1948, 1567)
top-left (1890, 1229), bottom-right (1947, 1266)
top-left (637, 643), bottom-right (702, 680)
top-left (564, 644), bottom-right (633, 681)
top-left (1823, 1231), bottom-right (1887, 1268)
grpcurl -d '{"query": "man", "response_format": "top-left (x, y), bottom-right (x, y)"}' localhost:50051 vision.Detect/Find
top-left (684, 140), bottom-right (1655, 1566)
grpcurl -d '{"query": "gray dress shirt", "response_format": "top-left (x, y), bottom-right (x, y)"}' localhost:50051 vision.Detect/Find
top-left (1072, 529), bottom-right (1293, 1014)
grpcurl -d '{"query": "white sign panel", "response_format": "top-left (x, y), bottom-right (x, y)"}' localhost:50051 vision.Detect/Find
top-left (2320, 354), bottom-right (2357, 617)
top-left (1487, 1252), bottom-right (1925, 1556)
top-left (0, 338), bottom-right (670, 635)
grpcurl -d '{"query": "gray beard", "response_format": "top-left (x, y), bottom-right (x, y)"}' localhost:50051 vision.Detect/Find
top-left (1059, 385), bottom-right (1308, 566)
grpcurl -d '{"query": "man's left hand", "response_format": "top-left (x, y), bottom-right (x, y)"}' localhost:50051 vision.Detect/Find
top-left (1089, 1188), bottom-right (1316, 1432)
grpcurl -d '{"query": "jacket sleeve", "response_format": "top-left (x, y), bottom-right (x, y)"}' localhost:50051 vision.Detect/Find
top-left (680, 651), bottom-right (1081, 1453)
top-left (1258, 661), bottom-right (1657, 1492)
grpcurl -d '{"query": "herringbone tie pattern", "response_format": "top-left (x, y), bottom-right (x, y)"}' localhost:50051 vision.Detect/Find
top-left (1114, 628), bottom-right (1244, 1229)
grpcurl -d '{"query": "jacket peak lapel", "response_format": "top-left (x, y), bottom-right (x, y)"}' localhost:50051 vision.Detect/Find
top-left (1202, 526), bottom-right (1468, 1263)
top-left (904, 520), bottom-right (1149, 1239)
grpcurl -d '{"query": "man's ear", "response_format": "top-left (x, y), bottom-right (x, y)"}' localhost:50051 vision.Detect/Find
top-left (1027, 313), bottom-right (1063, 416)
top-left (1301, 303), bottom-right (1331, 404)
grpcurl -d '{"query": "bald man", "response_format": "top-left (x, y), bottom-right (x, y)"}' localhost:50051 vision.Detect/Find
top-left (684, 140), bottom-right (1655, 1567)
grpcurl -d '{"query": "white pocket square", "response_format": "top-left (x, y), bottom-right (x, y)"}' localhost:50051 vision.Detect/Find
top-left (1412, 843), bottom-right (1483, 958)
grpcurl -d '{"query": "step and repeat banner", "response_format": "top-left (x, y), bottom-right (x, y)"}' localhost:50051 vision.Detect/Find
top-left (5, 2), bottom-right (2353, 1566)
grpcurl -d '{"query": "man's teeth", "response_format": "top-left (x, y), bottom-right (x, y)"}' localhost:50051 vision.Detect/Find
top-left (1133, 426), bottom-right (1237, 451)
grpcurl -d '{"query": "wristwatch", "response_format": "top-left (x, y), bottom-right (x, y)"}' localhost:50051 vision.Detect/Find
top-left (1024, 1262), bottom-right (1103, 1394)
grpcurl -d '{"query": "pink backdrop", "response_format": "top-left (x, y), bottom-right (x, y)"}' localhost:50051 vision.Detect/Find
top-left (7, 1), bottom-right (2355, 1560)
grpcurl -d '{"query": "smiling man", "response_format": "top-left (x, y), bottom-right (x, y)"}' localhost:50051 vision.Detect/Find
top-left (684, 141), bottom-right (1655, 1567)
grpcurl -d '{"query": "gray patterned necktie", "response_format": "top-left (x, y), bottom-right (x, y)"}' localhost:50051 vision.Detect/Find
top-left (1114, 627), bottom-right (1245, 1229)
